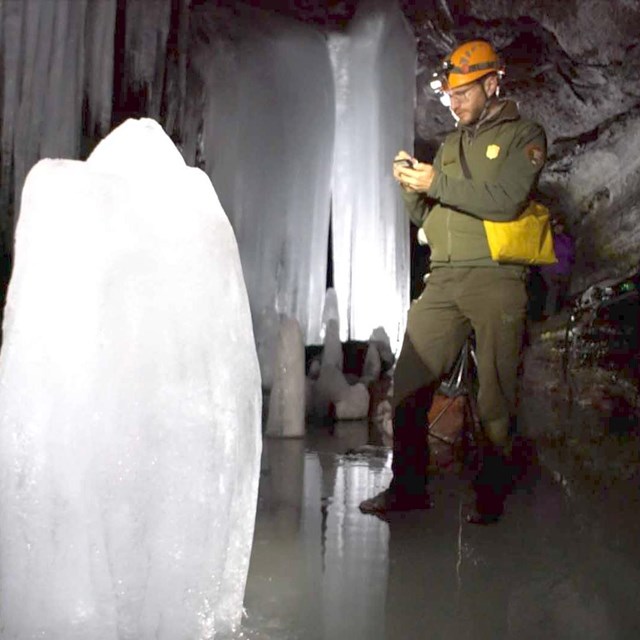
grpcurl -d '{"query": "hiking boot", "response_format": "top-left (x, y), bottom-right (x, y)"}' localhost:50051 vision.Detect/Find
top-left (466, 446), bottom-right (513, 525)
top-left (359, 489), bottom-right (433, 515)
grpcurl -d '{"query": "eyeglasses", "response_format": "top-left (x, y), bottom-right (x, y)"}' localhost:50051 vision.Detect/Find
top-left (446, 82), bottom-right (480, 104)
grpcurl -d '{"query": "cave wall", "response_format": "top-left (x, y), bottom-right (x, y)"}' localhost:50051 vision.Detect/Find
top-left (541, 107), bottom-right (640, 292)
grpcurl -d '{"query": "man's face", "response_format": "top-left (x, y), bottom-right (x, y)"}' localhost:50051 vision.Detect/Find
top-left (447, 78), bottom-right (489, 126)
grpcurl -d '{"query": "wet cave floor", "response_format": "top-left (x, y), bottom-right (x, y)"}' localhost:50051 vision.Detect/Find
top-left (231, 386), bottom-right (640, 640)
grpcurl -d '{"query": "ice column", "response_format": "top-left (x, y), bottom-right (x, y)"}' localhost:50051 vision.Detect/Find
top-left (0, 118), bottom-right (262, 638)
top-left (329, 0), bottom-right (416, 352)
top-left (188, 5), bottom-right (335, 347)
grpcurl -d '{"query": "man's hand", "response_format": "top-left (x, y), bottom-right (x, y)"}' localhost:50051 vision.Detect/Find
top-left (393, 151), bottom-right (415, 183)
top-left (392, 151), bottom-right (436, 192)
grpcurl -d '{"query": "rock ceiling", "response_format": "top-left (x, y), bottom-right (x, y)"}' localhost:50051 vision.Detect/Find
top-left (240, 0), bottom-right (640, 149)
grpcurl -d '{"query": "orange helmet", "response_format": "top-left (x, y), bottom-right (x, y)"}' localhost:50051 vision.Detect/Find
top-left (431, 40), bottom-right (503, 94)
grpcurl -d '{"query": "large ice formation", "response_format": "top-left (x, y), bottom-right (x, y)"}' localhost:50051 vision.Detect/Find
top-left (329, 0), bottom-right (415, 351)
top-left (188, 5), bottom-right (336, 348)
top-left (0, 118), bottom-right (262, 639)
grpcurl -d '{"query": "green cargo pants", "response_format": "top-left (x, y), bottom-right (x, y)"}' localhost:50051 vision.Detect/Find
top-left (393, 266), bottom-right (527, 446)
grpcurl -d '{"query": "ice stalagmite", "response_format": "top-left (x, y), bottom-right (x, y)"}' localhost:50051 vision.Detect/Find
top-left (361, 342), bottom-right (382, 384)
top-left (0, 118), bottom-right (262, 639)
top-left (266, 316), bottom-right (306, 438)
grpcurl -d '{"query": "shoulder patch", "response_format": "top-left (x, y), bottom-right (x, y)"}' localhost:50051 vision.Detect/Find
top-left (525, 143), bottom-right (545, 167)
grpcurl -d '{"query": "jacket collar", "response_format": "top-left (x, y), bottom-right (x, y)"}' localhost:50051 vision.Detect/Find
top-left (459, 99), bottom-right (520, 137)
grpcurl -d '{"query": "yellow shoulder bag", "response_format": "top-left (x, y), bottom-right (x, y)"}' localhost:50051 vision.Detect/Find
top-left (483, 201), bottom-right (557, 265)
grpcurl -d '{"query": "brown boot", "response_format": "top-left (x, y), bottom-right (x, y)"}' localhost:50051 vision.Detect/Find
top-left (359, 489), bottom-right (433, 516)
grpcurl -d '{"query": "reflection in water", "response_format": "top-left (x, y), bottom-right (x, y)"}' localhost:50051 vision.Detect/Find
top-left (236, 422), bottom-right (640, 640)
top-left (241, 423), bottom-right (391, 640)
top-left (241, 438), bottom-right (311, 638)
top-left (320, 456), bottom-right (389, 640)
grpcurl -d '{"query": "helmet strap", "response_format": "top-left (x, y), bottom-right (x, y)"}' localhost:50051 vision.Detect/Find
top-left (472, 82), bottom-right (500, 132)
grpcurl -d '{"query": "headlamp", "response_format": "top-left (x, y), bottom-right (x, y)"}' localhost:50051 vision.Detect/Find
top-left (429, 73), bottom-right (444, 94)
top-left (429, 59), bottom-right (453, 96)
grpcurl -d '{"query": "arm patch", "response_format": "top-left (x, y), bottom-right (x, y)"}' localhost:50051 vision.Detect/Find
top-left (525, 142), bottom-right (545, 167)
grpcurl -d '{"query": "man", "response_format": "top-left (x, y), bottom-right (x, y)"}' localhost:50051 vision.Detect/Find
top-left (359, 40), bottom-right (547, 524)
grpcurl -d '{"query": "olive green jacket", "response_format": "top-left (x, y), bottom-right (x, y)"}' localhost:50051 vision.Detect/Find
top-left (402, 100), bottom-right (547, 267)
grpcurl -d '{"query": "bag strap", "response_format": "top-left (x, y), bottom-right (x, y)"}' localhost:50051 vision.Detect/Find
top-left (458, 133), bottom-right (472, 180)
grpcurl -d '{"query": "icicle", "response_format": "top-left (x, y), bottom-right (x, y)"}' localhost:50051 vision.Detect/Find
top-left (84, 0), bottom-right (118, 137)
top-left (0, 0), bottom-right (25, 242)
top-left (162, 0), bottom-right (191, 140)
top-left (11, 1), bottom-right (86, 228)
top-left (123, 0), bottom-right (173, 119)
top-left (0, 0), bottom-right (116, 245)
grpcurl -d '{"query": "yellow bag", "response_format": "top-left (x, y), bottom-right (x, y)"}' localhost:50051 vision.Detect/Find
top-left (483, 201), bottom-right (557, 265)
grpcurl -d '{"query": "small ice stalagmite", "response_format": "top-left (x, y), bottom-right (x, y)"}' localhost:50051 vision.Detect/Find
top-left (361, 342), bottom-right (382, 385)
top-left (321, 287), bottom-right (340, 339)
top-left (322, 318), bottom-right (344, 370)
top-left (335, 383), bottom-right (371, 421)
top-left (370, 326), bottom-right (395, 371)
top-left (312, 362), bottom-right (371, 422)
top-left (266, 316), bottom-right (306, 438)
top-left (312, 363), bottom-right (350, 420)
top-left (0, 118), bottom-right (262, 639)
